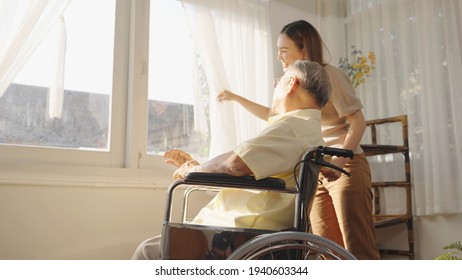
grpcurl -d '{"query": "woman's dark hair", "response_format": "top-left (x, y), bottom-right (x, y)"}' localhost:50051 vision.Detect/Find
top-left (280, 20), bottom-right (329, 66)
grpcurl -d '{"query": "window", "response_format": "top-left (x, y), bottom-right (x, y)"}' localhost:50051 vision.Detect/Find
top-left (147, 0), bottom-right (210, 159)
top-left (1, 0), bottom-right (115, 151)
top-left (0, 0), bottom-right (210, 182)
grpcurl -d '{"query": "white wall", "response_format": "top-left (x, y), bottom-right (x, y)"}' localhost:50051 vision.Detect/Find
top-left (0, 183), bottom-right (166, 259)
top-left (375, 213), bottom-right (462, 260)
top-left (414, 215), bottom-right (462, 259)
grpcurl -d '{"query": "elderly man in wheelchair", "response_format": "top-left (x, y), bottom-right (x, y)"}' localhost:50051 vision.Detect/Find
top-left (132, 60), bottom-right (356, 260)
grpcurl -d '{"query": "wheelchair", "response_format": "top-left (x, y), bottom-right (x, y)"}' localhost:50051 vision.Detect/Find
top-left (161, 146), bottom-right (357, 260)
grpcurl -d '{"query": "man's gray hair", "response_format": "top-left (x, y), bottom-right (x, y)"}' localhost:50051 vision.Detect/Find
top-left (292, 60), bottom-right (331, 108)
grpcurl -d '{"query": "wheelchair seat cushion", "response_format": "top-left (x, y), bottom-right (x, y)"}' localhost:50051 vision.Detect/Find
top-left (191, 188), bottom-right (295, 230)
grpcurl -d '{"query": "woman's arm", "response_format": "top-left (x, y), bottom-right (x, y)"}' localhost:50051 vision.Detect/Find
top-left (320, 110), bottom-right (366, 181)
top-left (342, 110), bottom-right (367, 151)
top-left (217, 90), bottom-right (274, 121)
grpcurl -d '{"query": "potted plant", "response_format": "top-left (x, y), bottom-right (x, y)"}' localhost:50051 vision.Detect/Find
top-left (435, 241), bottom-right (462, 260)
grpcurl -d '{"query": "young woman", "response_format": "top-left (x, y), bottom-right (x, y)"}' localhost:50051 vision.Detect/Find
top-left (217, 20), bottom-right (380, 260)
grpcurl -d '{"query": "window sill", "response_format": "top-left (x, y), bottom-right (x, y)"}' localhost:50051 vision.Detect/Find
top-left (0, 163), bottom-right (176, 189)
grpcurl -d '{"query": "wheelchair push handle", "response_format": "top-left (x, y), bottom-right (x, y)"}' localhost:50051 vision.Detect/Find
top-left (313, 146), bottom-right (354, 177)
top-left (318, 146), bottom-right (354, 159)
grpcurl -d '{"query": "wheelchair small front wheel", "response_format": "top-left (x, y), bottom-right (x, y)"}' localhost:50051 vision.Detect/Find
top-left (227, 231), bottom-right (356, 260)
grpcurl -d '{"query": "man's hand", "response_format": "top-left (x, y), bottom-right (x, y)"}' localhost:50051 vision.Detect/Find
top-left (164, 149), bottom-right (193, 168)
top-left (172, 160), bottom-right (200, 180)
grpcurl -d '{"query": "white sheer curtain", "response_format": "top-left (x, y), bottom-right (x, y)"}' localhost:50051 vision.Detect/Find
top-left (181, 0), bottom-right (273, 156)
top-left (46, 16), bottom-right (66, 118)
top-left (341, 0), bottom-right (462, 215)
top-left (313, 0), bottom-right (348, 66)
top-left (0, 0), bottom-right (71, 117)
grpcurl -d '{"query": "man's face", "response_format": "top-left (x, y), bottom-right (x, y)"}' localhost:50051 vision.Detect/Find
top-left (272, 68), bottom-right (296, 113)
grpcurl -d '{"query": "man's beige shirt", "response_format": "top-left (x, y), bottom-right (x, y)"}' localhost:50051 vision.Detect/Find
top-left (192, 109), bottom-right (325, 230)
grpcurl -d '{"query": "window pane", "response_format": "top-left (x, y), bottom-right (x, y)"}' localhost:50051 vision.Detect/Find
top-left (148, 0), bottom-right (210, 158)
top-left (0, 0), bottom-right (115, 151)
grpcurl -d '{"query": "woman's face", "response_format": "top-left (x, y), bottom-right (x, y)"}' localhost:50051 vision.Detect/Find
top-left (277, 33), bottom-right (306, 72)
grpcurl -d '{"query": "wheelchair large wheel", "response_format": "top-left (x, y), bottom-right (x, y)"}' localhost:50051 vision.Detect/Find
top-left (227, 231), bottom-right (356, 260)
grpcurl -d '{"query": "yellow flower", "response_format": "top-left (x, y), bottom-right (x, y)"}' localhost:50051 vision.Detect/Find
top-left (338, 46), bottom-right (376, 88)
top-left (368, 52), bottom-right (376, 64)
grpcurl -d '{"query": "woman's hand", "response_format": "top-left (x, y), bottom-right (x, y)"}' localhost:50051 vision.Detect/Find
top-left (320, 156), bottom-right (350, 182)
top-left (217, 89), bottom-right (272, 121)
top-left (217, 90), bottom-right (237, 102)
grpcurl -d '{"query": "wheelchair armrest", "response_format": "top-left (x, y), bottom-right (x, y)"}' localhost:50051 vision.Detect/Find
top-left (164, 173), bottom-right (288, 223)
top-left (184, 172), bottom-right (286, 190)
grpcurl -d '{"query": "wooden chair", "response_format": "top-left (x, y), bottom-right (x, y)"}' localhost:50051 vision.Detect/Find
top-left (361, 115), bottom-right (414, 259)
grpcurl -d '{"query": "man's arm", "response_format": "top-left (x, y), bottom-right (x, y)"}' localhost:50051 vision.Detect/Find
top-left (173, 151), bottom-right (252, 179)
